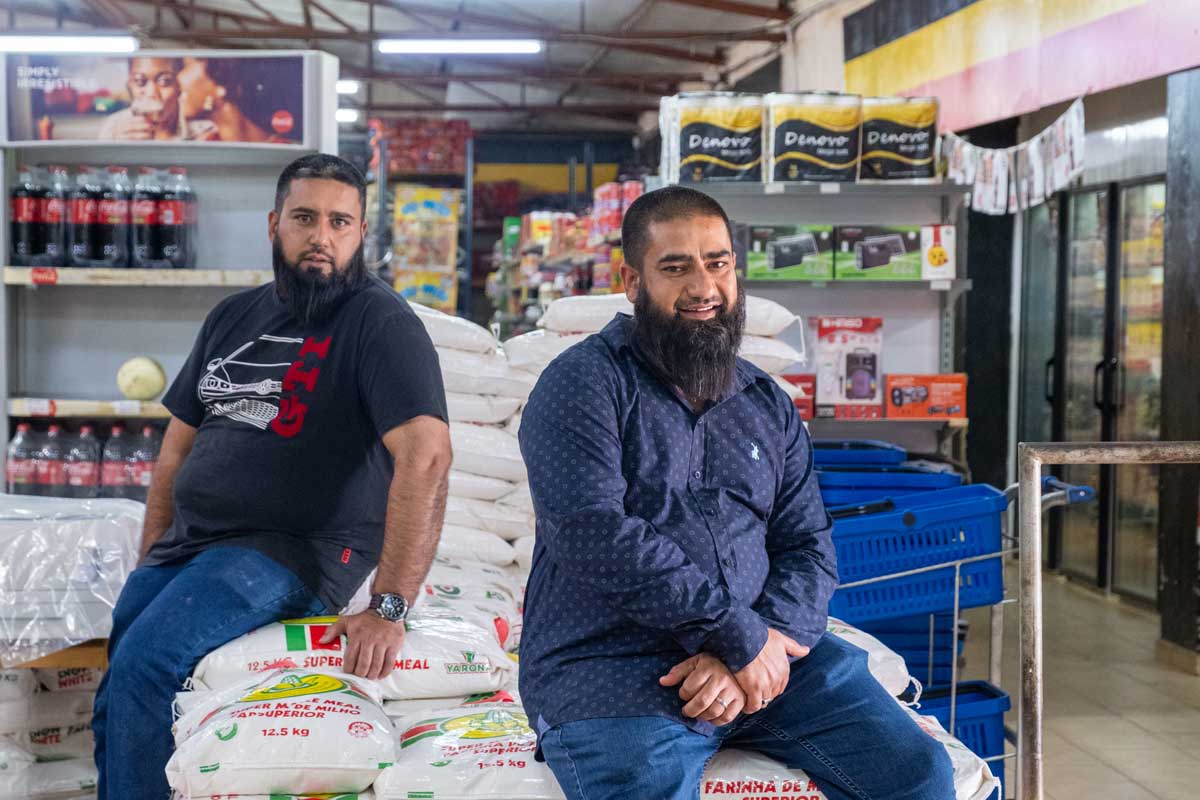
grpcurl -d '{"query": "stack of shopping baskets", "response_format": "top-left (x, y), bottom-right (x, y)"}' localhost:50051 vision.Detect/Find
top-left (815, 439), bottom-right (1094, 800)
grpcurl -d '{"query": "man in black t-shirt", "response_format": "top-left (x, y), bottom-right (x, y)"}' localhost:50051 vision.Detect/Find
top-left (91, 154), bottom-right (451, 799)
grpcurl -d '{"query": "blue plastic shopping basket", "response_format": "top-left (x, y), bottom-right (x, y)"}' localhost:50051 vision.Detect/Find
top-left (817, 465), bottom-right (963, 506)
top-left (919, 681), bottom-right (1011, 800)
top-left (812, 439), bottom-right (907, 467)
top-left (827, 484), bottom-right (1007, 623)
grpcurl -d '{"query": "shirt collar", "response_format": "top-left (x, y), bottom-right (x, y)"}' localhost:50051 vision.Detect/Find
top-left (599, 312), bottom-right (764, 403)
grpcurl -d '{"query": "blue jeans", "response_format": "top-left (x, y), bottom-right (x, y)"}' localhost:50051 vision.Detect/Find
top-left (540, 634), bottom-right (955, 800)
top-left (92, 546), bottom-right (326, 800)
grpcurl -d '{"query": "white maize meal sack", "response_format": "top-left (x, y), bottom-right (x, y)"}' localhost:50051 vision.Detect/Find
top-left (827, 621), bottom-right (910, 697)
top-left (739, 335), bottom-right (804, 374)
top-left (374, 700), bottom-right (564, 800)
top-left (174, 793), bottom-right (373, 800)
top-left (412, 304), bottom-right (498, 355)
top-left (167, 670), bottom-right (395, 797)
top-left (498, 482), bottom-right (534, 515)
top-left (438, 349), bottom-right (536, 400)
top-left (0, 757), bottom-right (96, 800)
top-left (0, 672), bottom-right (35, 702)
top-left (192, 616), bottom-right (513, 701)
top-left (537, 294), bottom-right (799, 338)
top-left (35, 668), bottom-right (103, 693)
top-left (502, 330), bottom-right (587, 373)
top-left (699, 706), bottom-right (998, 800)
top-left (449, 470), bottom-right (516, 502)
top-left (438, 525), bottom-right (516, 567)
top-left (506, 411), bottom-right (522, 435)
top-left (445, 497), bottom-right (534, 541)
top-left (415, 583), bottom-right (520, 650)
top-left (0, 737), bottom-right (34, 774)
top-left (382, 688), bottom-right (520, 720)
top-left (0, 690), bottom-right (93, 735)
top-left (512, 537), bottom-right (534, 576)
top-left (449, 424), bottom-right (527, 483)
top-left (446, 393), bottom-right (522, 425)
top-left (426, 557), bottom-right (519, 602)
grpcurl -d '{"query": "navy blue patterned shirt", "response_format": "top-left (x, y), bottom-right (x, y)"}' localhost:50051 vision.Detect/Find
top-left (518, 313), bottom-right (837, 743)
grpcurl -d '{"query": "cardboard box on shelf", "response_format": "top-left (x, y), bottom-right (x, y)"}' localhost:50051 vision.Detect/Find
top-left (886, 374), bottom-right (966, 418)
top-left (780, 373), bottom-right (815, 420)
top-left (745, 224), bottom-right (835, 281)
top-left (921, 224), bottom-right (956, 281)
top-left (834, 225), bottom-right (922, 281)
top-left (394, 268), bottom-right (458, 314)
top-left (814, 317), bottom-right (883, 419)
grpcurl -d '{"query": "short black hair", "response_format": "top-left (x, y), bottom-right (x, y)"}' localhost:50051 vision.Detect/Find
top-left (621, 185), bottom-right (733, 271)
top-left (275, 153), bottom-right (366, 218)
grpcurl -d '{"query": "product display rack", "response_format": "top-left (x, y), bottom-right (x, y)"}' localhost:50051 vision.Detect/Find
top-left (695, 181), bottom-right (972, 459)
top-left (0, 50), bottom-right (340, 468)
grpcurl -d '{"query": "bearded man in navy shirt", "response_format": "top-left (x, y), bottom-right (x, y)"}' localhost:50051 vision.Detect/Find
top-left (517, 186), bottom-right (955, 800)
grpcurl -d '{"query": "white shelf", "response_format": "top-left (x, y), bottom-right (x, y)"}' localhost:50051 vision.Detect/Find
top-left (5, 267), bottom-right (272, 287)
top-left (8, 398), bottom-right (170, 419)
top-left (749, 279), bottom-right (971, 292)
top-left (696, 181), bottom-right (969, 199)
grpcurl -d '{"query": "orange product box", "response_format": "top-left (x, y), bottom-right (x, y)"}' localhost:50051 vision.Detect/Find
top-left (885, 374), bottom-right (967, 418)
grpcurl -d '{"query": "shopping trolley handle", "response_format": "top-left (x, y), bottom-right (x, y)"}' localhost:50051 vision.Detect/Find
top-left (1039, 475), bottom-right (1095, 505)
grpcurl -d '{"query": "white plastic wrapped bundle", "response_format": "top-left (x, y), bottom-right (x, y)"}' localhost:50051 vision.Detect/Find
top-left (381, 688), bottom-right (519, 720)
top-left (498, 482), bottom-right (534, 515)
top-left (445, 392), bottom-right (522, 425)
top-left (0, 686), bottom-right (93, 736)
top-left (167, 670), bottom-right (395, 797)
top-left (0, 737), bottom-right (34, 774)
top-left (448, 424), bottom-right (526, 483)
top-left (438, 349), bottom-right (536, 400)
top-left (700, 706), bottom-right (999, 800)
top-left (739, 335), bottom-right (804, 374)
top-left (448, 471), bottom-right (515, 502)
top-left (444, 497), bottom-right (534, 541)
top-left (191, 616), bottom-right (513, 701)
top-left (0, 757), bottom-right (96, 800)
top-left (35, 668), bottom-right (103, 693)
top-left (0, 671), bottom-right (36, 702)
top-left (437, 525), bottom-right (516, 567)
top-left (0, 496), bottom-right (143, 664)
top-left (374, 699), bottom-right (562, 800)
top-left (412, 303), bottom-right (498, 355)
top-left (537, 293), bottom-right (800, 338)
top-left (826, 620), bottom-right (909, 697)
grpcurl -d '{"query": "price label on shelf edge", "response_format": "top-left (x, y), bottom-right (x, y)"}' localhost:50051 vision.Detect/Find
top-left (25, 399), bottom-right (57, 417)
top-left (30, 268), bottom-right (59, 286)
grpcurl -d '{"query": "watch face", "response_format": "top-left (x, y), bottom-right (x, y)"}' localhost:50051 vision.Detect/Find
top-left (377, 594), bottom-right (406, 621)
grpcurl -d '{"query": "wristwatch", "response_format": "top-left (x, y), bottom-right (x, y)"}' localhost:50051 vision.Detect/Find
top-left (368, 592), bottom-right (409, 623)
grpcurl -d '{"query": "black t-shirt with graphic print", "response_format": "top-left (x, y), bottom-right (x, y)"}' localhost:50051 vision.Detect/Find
top-left (143, 276), bottom-right (448, 612)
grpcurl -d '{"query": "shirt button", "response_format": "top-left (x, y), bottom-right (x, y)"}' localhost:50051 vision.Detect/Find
top-left (706, 508), bottom-right (716, 516)
top-left (693, 470), bottom-right (702, 479)
top-left (723, 557), bottom-right (734, 568)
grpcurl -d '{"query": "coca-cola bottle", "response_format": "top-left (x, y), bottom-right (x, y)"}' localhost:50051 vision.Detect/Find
top-left (68, 166), bottom-right (103, 267)
top-left (35, 424), bottom-right (68, 498)
top-left (127, 425), bottom-right (160, 502)
top-left (100, 423), bottom-right (130, 499)
top-left (41, 165), bottom-right (68, 267)
top-left (5, 423), bottom-right (38, 495)
top-left (131, 167), bottom-right (163, 268)
top-left (64, 424), bottom-right (101, 499)
top-left (160, 167), bottom-right (192, 269)
top-left (98, 166), bottom-right (131, 267)
top-left (10, 165), bottom-right (46, 267)
top-left (183, 173), bottom-right (199, 269)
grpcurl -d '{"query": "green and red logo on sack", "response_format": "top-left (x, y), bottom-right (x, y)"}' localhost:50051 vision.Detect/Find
top-left (400, 709), bottom-right (531, 749)
top-left (281, 616), bottom-right (343, 652)
top-left (445, 650), bottom-right (491, 675)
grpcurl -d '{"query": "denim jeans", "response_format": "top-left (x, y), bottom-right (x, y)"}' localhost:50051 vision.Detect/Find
top-left (540, 634), bottom-right (956, 800)
top-left (92, 546), bottom-right (326, 800)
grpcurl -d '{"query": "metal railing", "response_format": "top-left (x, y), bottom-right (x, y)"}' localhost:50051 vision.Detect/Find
top-left (1017, 441), bottom-right (1200, 800)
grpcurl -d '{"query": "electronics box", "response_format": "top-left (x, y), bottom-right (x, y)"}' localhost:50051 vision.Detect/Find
top-left (834, 225), bottom-right (922, 281)
top-left (745, 224), bottom-right (834, 281)
top-left (813, 317), bottom-right (884, 419)
top-left (921, 224), bottom-right (957, 281)
top-left (886, 374), bottom-right (967, 419)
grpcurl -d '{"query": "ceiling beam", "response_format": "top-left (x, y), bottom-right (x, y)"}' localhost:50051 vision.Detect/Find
top-left (558, 0), bottom-right (659, 104)
top-left (367, 102), bottom-right (659, 115)
top-left (122, 0), bottom-right (281, 29)
top-left (340, 65), bottom-right (680, 96)
top-left (308, 0), bottom-right (356, 32)
top-left (299, 0), bottom-right (314, 31)
top-left (662, 0), bottom-right (792, 21)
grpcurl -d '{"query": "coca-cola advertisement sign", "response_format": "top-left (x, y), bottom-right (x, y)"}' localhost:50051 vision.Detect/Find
top-left (5, 51), bottom-right (306, 145)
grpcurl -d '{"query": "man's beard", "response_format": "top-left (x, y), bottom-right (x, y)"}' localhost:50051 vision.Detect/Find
top-left (273, 239), bottom-right (367, 325)
top-left (630, 283), bottom-right (746, 405)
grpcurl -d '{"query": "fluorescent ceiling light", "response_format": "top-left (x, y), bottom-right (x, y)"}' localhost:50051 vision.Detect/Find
top-left (0, 34), bottom-right (138, 54)
top-left (377, 38), bottom-right (542, 55)
top-left (335, 108), bottom-right (360, 124)
top-left (336, 79), bottom-right (361, 95)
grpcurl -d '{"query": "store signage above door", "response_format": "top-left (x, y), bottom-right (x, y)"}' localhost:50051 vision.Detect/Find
top-left (2, 51), bottom-right (310, 147)
top-left (843, 0), bottom-right (1200, 132)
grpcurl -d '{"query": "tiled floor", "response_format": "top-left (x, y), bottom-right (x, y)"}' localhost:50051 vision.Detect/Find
top-left (958, 569), bottom-right (1200, 799)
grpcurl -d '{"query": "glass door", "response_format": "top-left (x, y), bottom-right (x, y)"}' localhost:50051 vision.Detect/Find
top-left (1111, 182), bottom-right (1165, 601)
top-left (1017, 199), bottom-right (1061, 564)
top-left (1060, 189), bottom-right (1109, 582)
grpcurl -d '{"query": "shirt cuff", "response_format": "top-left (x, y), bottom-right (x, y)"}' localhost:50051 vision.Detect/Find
top-left (704, 606), bottom-right (769, 674)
